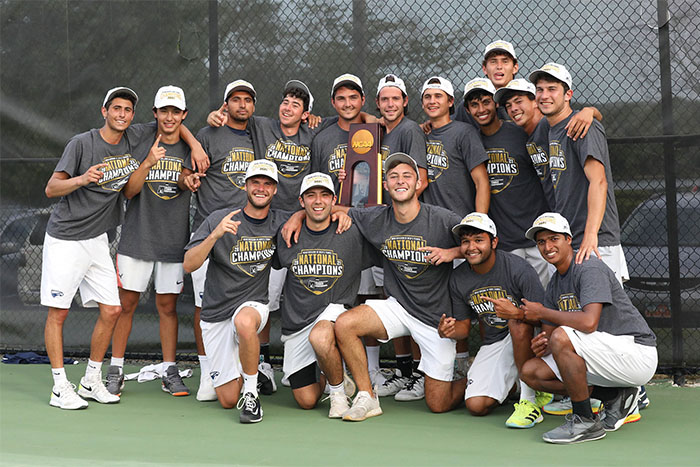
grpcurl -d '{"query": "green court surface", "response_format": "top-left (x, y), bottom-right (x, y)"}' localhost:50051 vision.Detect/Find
top-left (1, 364), bottom-right (698, 466)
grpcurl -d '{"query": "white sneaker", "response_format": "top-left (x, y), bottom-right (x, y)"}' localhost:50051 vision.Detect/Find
top-left (376, 370), bottom-right (408, 397)
top-left (370, 368), bottom-right (393, 387)
top-left (49, 381), bottom-right (88, 410)
top-left (281, 375), bottom-right (290, 387)
top-left (342, 390), bottom-right (383, 421)
top-left (343, 371), bottom-right (356, 398)
top-left (196, 374), bottom-right (218, 402)
top-left (78, 374), bottom-right (120, 404)
top-left (257, 362), bottom-right (277, 395)
top-left (328, 391), bottom-right (351, 419)
top-left (395, 373), bottom-right (425, 401)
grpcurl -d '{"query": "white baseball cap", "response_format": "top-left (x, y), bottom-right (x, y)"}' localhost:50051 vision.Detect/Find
top-left (376, 73), bottom-right (407, 97)
top-left (224, 79), bottom-right (256, 102)
top-left (452, 212), bottom-right (497, 239)
top-left (154, 85), bottom-right (186, 110)
top-left (529, 63), bottom-right (573, 90)
top-left (331, 73), bottom-right (364, 98)
top-left (525, 212), bottom-right (572, 241)
top-left (103, 86), bottom-right (138, 108)
top-left (299, 172), bottom-right (335, 196)
top-left (493, 79), bottom-right (536, 105)
top-left (463, 78), bottom-right (496, 101)
top-left (483, 40), bottom-right (517, 61)
top-left (421, 76), bottom-right (454, 98)
top-left (244, 159), bottom-right (278, 183)
top-left (384, 152), bottom-right (419, 175)
top-left (285, 80), bottom-right (314, 112)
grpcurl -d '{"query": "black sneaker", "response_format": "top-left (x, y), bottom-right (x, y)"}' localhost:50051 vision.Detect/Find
top-left (601, 387), bottom-right (640, 432)
top-left (257, 362), bottom-right (277, 395)
top-left (542, 413), bottom-right (606, 444)
top-left (237, 392), bottom-right (263, 423)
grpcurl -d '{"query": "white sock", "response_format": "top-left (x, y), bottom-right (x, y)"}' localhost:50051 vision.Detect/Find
top-left (366, 345), bottom-right (380, 373)
top-left (520, 380), bottom-right (536, 404)
top-left (456, 352), bottom-right (469, 359)
top-left (162, 361), bottom-right (176, 372)
top-left (51, 367), bottom-right (68, 385)
top-left (198, 355), bottom-right (210, 380)
top-left (329, 382), bottom-right (344, 394)
top-left (110, 357), bottom-right (124, 372)
top-left (85, 359), bottom-right (102, 378)
top-left (243, 372), bottom-right (258, 397)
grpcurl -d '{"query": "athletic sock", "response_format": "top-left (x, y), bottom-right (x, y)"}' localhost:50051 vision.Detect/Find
top-left (572, 398), bottom-right (594, 419)
top-left (51, 367), bottom-right (68, 385)
top-left (396, 354), bottom-right (411, 378)
top-left (110, 357), bottom-right (124, 373)
top-left (329, 382), bottom-right (344, 394)
top-left (366, 345), bottom-right (380, 373)
top-left (243, 372), bottom-right (258, 397)
top-left (591, 385), bottom-right (619, 403)
top-left (519, 380), bottom-right (536, 404)
top-left (412, 359), bottom-right (421, 375)
top-left (85, 359), bottom-right (102, 378)
top-left (198, 355), bottom-right (210, 380)
top-left (162, 361), bottom-right (176, 373)
top-left (260, 343), bottom-right (270, 364)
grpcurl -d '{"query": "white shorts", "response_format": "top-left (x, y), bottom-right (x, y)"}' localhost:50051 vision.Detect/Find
top-left (358, 268), bottom-right (380, 295)
top-left (366, 296), bottom-right (455, 381)
top-left (268, 267), bottom-right (287, 312)
top-left (509, 245), bottom-right (555, 288)
top-left (370, 266), bottom-right (384, 288)
top-left (542, 326), bottom-right (657, 388)
top-left (598, 244), bottom-right (629, 285)
top-left (116, 254), bottom-right (184, 294)
top-left (465, 333), bottom-right (518, 402)
top-left (200, 301), bottom-right (269, 388)
top-left (281, 303), bottom-right (346, 379)
top-left (191, 258), bottom-right (208, 308)
top-left (41, 233), bottom-right (119, 308)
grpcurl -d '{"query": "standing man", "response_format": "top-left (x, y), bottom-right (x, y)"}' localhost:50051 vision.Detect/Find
top-left (183, 160), bottom-right (291, 423)
top-left (334, 153), bottom-right (466, 421)
top-left (520, 213), bottom-right (657, 444)
top-left (43, 87), bottom-right (140, 409)
top-left (107, 86), bottom-right (195, 397)
top-left (275, 173), bottom-right (375, 417)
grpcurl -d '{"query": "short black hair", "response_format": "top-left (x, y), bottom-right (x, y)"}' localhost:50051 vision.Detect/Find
top-left (458, 226), bottom-right (494, 242)
top-left (283, 86), bottom-right (311, 112)
top-left (105, 92), bottom-right (137, 109)
top-left (464, 89), bottom-right (494, 108)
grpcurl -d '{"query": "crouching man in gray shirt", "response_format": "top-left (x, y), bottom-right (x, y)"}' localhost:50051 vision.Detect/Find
top-left (519, 213), bottom-right (657, 445)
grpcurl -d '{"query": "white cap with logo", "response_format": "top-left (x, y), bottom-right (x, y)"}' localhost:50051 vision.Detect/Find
top-left (529, 63), bottom-right (573, 90)
top-left (244, 159), bottom-right (278, 183)
top-left (484, 40), bottom-right (517, 60)
top-left (331, 73), bottom-right (364, 98)
top-left (463, 78), bottom-right (496, 101)
top-left (154, 85), bottom-right (187, 110)
top-left (224, 79), bottom-right (256, 102)
top-left (421, 76), bottom-right (454, 98)
top-left (103, 86), bottom-right (139, 108)
top-left (384, 152), bottom-right (419, 175)
top-left (525, 212), bottom-right (572, 241)
top-left (376, 73), bottom-right (407, 97)
top-left (285, 80), bottom-right (314, 112)
top-left (452, 212), bottom-right (497, 239)
top-left (300, 172), bottom-right (335, 196)
top-left (493, 79), bottom-right (536, 105)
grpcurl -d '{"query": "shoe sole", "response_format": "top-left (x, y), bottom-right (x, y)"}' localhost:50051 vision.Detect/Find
top-left (78, 388), bottom-right (119, 404)
top-left (543, 405), bottom-right (601, 416)
top-left (394, 394), bottom-right (424, 402)
top-left (605, 411), bottom-right (641, 432)
top-left (342, 407), bottom-right (383, 422)
top-left (49, 399), bottom-right (88, 410)
top-left (505, 414), bottom-right (543, 429)
top-left (543, 431), bottom-right (606, 444)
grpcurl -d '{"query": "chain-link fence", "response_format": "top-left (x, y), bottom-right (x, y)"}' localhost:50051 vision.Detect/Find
top-left (1, 1), bottom-right (699, 378)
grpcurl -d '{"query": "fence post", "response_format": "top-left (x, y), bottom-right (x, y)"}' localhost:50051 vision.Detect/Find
top-left (657, 0), bottom-right (684, 386)
top-left (208, 0), bottom-right (220, 111)
top-left (352, 0), bottom-right (367, 83)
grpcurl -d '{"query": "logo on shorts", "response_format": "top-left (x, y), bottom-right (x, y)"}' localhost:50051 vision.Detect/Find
top-left (549, 141), bottom-right (566, 188)
top-left (265, 140), bottom-right (311, 178)
top-left (221, 148), bottom-right (255, 189)
top-left (291, 249), bottom-right (344, 295)
top-left (469, 286), bottom-right (514, 329)
top-left (487, 148), bottom-right (519, 194)
top-left (50, 289), bottom-right (64, 298)
top-left (209, 371), bottom-right (220, 381)
top-left (146, 156), bottom-right (185, 200)
top-left (381, 235), bottom-right (429, 279)
top-left (425, 140), bottom-right (449, 182)
top-left (557, 293), bottom-right (581, 312)
top-left (98, 154), bottom-right (140, 192)
top-left (230, 236), bottom-right (275, 277)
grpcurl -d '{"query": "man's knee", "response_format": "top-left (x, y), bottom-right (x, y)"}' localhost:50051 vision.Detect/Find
top-left (465, 396), bottom-right (496, 416)
top-left (100, 304), bottom-right (122, 321)
top-left (293, 389), bottom-right (319, 410)
top-left (549, 327), bottom-right (572, 355)
top-left (309, 321), bottom-right (335, 353)
top-left (233, 309), bottom-right (259, 336)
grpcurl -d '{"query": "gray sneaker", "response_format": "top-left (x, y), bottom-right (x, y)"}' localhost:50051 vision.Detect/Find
top-left (542, 413), bottom-right (606, 444)
top-left (161, 366), bottom-right (190, 396)
top-left (601, 387), bottom-right (640, 432)
top-left (105, 365), bottom-right (124, 396)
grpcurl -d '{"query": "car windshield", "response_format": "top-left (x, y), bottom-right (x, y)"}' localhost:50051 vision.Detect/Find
top-left (621, 205), bottom-right (700, 247)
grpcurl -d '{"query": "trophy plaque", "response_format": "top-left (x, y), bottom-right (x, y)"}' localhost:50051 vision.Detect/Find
top-left (339, 123), bottom-right (382, 207)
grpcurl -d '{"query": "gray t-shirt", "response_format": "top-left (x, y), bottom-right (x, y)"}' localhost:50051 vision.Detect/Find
top-left (548, 112), bottom-right (621, 248)
top-left (194, 125), bottom-right (255, 230)
top-left (46, 128), bottom-right (140, 240)
top-left (311, 123), bottom-right (349, 194)
top-left (349, 203), bottom-right (462, 328)
top-left (527, 118), bottom-right (556, 210)
top-left (379, 117), bottom-right (428, 169)
top-left (118, 125), bottom-right (193, 262)
top-left (450, 251), bottom-right (544, 345)
top-left (274, 221), bottom-right (376, 335)
top-left (185, 208), bottom-right (292, 323)
top-left (481, 121), bottom-right (550, 251)
top-left (545, 256), bottom-right (656, 346)
top-left (423, 120), bottom-right (489, 216)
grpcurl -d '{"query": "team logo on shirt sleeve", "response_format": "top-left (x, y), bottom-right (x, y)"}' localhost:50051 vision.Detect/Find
top-left (381, 235), bottom-right (429, 279)
top-left (526, 142), bottom-right (549, 180)
top-left (486, 149), bottom-right (519, 193)
top-left (327, 144), bottom-right (347, 175)
top-left (98, 154), bottom-right (140, 192)
top-left (265, 141), bottom-right (311, 178)
top-left (221, 148), bottom-right (255, 189)
top-left (425, 140), bottom-right (448, 182)
top-left (548, 141), bottom-right (566, 188)
top-left (230, 236), bottom-right (275, 277)
top-left (557, 293), bottom-right (581, 312)
top-left (468, 286), bottom-right (513, 328)
top-left (291, 249), bottom-right (344, 294)
top-left (146, 156), bottom-right (184, 199)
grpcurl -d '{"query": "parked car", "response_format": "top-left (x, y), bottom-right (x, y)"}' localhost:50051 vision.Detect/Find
top-left (621, 190), bottom-right (700, 322)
